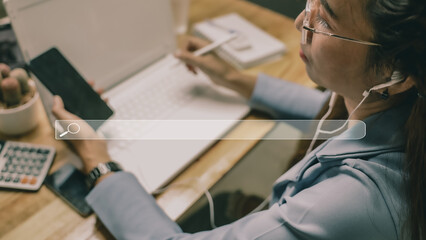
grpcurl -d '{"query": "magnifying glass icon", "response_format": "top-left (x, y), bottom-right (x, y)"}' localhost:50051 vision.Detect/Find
top-left (59, 123), bottom-right (81, 138)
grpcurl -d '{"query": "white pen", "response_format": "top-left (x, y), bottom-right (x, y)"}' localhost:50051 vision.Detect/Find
top-left (172, 33), bottom-right (238, 67)
top-left (192, 33), bottom-right (238, 56)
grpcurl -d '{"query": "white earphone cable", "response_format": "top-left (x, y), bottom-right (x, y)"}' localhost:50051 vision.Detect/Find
top-left (306, 71), bottom-right (405, 155)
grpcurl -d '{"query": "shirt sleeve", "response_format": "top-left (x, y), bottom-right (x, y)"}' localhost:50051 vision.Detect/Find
top-left (248, 74), bottom-right (330, 119)
top-left (86, 168), bottom-right (395, 240)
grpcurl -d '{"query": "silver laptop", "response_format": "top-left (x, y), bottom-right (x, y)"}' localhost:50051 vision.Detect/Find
top-left (4, 0), bottom-right (249, 192)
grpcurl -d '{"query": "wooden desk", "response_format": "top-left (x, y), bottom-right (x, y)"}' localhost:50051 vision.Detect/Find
top-left (0, 0), bottom-right (311, 239)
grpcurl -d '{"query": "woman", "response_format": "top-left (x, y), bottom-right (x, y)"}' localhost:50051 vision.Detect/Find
top-left (52, 0), bottom-right (426, 239)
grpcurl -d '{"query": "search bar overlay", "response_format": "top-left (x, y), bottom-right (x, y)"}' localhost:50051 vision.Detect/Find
top-left (55, 120), bottom-right (366, 140)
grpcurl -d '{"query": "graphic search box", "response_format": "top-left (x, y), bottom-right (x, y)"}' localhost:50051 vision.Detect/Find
top-left (55, 120), bottom-right (366, 140)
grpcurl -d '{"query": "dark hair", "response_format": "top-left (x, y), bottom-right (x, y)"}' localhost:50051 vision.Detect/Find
top-left (366, 0), bottom-right (426, 239)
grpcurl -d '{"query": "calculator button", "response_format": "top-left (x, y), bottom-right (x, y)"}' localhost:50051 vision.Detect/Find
top-left (1, 167), bottom-right (8, 172)
top-left (5, 176), bottom-right (11, 182)
top-left (32, 170), bottom-right (41, 176)
top-left (0, 175), bottom-right (3, 181)
top-left (13, 177), bottom-right (20, 183)
top-left (12, 158), bottom-right (19, 165)
top-left (25, 170), bottom-right (32, 175)
top-left (41, 149), bottom-right (50, 155)
top-left (29, 177), bottom-right (37, 185)
top-left (21, 177), bottom-right (28, 184)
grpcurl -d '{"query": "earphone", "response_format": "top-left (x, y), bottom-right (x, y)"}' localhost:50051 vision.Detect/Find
top-left (306, 71), bottom-right (405, 154)
top-left (362, 71), bottom-right (405, 97)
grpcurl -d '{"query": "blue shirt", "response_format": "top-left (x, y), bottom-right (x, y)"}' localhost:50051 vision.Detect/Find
top-left (86, 74), bottom-right (409, 240)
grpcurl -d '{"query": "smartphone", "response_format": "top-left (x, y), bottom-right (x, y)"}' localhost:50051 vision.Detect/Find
top-left (44, 164), bottom-right (93, 217)
top-left (29, 47), bottom-right (113, 128)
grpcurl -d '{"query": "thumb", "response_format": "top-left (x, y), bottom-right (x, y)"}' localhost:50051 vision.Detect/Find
top-left (174, 49), bottom-right (207, 69)
top-left (51, 95), bottom-right (80, 121)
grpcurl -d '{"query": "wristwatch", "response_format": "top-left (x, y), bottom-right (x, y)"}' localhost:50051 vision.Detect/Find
top-left (86, 161), bottom-right (122, 188)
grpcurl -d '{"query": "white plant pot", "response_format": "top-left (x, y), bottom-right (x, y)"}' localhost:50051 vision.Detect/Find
top-left (0, 92), bottom-right (40, 135)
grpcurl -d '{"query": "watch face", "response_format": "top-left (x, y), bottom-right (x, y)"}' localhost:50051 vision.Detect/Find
top-left (97, 163), bottom-right (110, 175)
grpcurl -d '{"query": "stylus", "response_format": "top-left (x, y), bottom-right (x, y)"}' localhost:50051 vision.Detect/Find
top-left (192, 33), bottom-right (238, 56)
top-left (172, 33), bottom-right (238, 67)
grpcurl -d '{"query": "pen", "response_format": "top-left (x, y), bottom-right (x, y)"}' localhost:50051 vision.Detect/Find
top-left (192, 33), bottom-right (238, 56)
top-left (172, 33), bottom-right (238, 67)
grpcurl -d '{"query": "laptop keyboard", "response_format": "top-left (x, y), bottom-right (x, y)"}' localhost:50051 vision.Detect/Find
top-left (112, 64), bottom-right (197, 120)
top-left (100, 62), bottom-right (206, 144)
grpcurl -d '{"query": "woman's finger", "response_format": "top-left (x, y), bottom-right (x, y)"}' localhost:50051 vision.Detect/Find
top-left (51, 95), bottom-right (80, 121)
top-left (174, 50), bottom-right (208, 70)
top-left (96, 88), bottom-right (104, 95)
top-left (185, 36), bottom-right (211, 51)
top-left (186, 64), bottom-right (197, 74)
top-left (87, 80), bottom-right (104, 95)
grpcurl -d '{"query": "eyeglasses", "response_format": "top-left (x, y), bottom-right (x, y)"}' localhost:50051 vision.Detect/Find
top-left (301, 0), bottom-right (381, 46)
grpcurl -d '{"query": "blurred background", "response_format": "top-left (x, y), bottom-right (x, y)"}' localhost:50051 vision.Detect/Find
top-left (0, 0), bottom-right (305, 69)
top-left (247, 0), bottom-right (305, 19)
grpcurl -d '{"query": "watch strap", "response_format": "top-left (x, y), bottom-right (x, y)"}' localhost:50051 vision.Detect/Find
top-left (86, 161), bottom-right (122, 188)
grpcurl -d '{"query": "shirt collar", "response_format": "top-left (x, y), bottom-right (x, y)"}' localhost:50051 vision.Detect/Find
top-left (314, 99), bottom-right (413, 162)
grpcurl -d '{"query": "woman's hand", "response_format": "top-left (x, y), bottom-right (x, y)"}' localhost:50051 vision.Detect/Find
top-left (175, 36), bottom-right (257, 99)
top-left (51, 95), bottom-right (112, 174)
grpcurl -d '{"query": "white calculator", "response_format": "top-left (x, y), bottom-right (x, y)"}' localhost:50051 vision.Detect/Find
top-left (0, 140), bottom-right (55, 191)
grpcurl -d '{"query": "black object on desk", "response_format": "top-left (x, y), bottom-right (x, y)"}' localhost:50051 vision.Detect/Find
top-left (44, 163), bottom-right (93, 217)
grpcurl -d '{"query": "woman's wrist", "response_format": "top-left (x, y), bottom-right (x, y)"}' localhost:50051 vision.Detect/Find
top-left (225, 71), bottom-right (257, 99)
top-left (86, 162), bottom-right (123, 187)
top-left (82, 156), bottom-right (113, 174)
top-left (95, 172), bottom-right (115, 186)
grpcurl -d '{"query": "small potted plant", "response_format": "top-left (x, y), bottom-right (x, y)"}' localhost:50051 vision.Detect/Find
top-left (0, 63), bottom-right (39, 135)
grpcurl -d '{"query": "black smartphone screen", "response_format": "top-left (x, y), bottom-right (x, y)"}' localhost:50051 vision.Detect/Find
top-left (29, 47), bottom-right (113, 123)
top-left (44, 164), bottom-right (93, 217)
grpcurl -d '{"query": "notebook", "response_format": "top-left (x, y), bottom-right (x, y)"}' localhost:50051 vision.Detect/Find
top-left (193, 13), bottom-right (287, 69)
top-left (5, 0), bottom-right (250, 192)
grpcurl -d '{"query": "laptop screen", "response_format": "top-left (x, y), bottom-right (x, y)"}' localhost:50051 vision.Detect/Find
top-left (5, 0), bottom-right (177, 90)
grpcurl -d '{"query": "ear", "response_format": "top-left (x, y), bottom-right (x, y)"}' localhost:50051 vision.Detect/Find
top-left (387, 76), bottom-right (416, 96)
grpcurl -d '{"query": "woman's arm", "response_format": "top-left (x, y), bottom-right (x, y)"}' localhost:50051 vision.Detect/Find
top-left (176, 37), bottom-right (330, 120)
top-left (249, 74), bottom-right (330, 119)
top-left (86, 166), bottom-right (393, 240)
